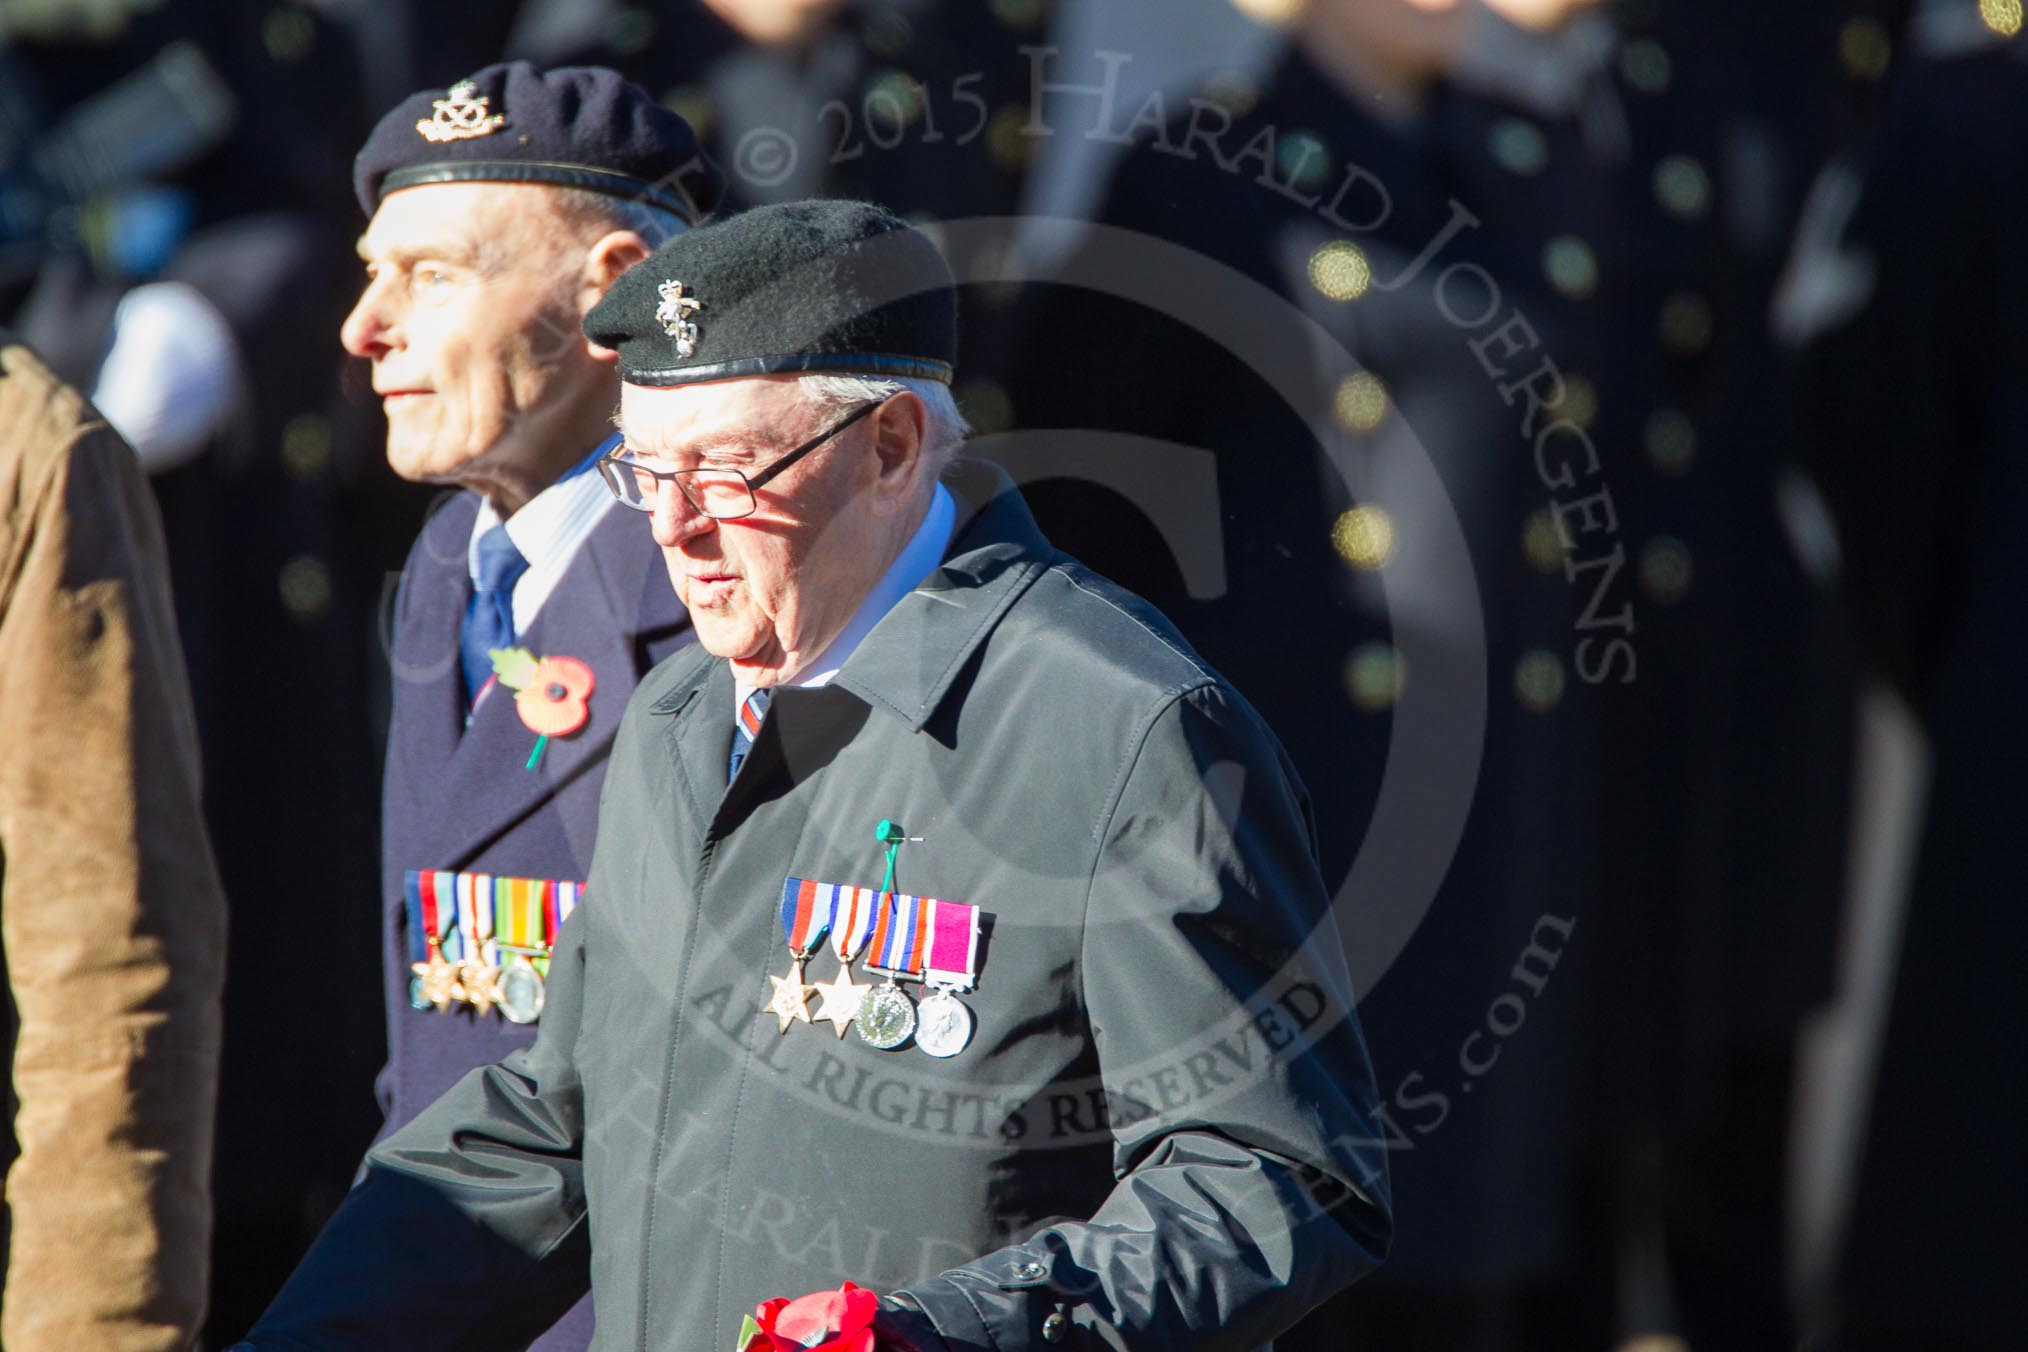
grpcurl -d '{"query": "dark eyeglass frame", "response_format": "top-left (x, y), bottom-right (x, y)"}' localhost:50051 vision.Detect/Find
top-left (599, 399), bottom-right (884, 520)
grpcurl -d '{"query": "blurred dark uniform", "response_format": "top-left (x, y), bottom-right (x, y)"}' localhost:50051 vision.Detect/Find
top-left (1002, 21), bottom-right (1598, 1345)
top-left (1791, 13), bottom-right (2028, 1351)
top-left (503, 0), bottom-right (1044, 396)
top-left (1003, 6), bottom-right (1858, 1347)
top-left (1556, 5), bottom-right (1860, 1348)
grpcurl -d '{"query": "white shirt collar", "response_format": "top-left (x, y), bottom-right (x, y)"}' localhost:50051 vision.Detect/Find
top-left (469, 434), bottom-right (620, 635)
top-left (735, 481), bottom-right (957, 708)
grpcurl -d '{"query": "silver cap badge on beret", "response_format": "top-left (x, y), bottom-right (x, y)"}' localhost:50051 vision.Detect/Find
top-left (654, 279), bottom-right (703, 358)
top-left (416, 80), bottom-right (506, 143)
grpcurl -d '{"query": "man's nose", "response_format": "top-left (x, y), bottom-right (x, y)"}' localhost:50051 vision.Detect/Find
top-left (649, 479), bottom-right (714, 548)
top-left (340, 281), bottom-right (397, 358)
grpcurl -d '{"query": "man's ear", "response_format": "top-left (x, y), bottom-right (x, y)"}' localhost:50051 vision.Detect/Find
top-left (869, 391), bottom-right (930, 517)
top-left (579, 229), bottom-right (654, 361)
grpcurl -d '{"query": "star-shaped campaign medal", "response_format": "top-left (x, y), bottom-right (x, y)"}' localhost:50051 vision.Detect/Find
top-left (462, 960), bottom-right (502, 1018)
top-left (762, 966), bottom-right (815, 1034)
top-left (413, 940), bottom-right (465, 1013)
top-left (811, 966), bottom-right (869, 1039)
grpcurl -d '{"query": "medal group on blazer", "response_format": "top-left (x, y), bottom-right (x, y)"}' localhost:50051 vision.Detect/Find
top-left (406, 869), bottom-right (581, 1025)
top-left (765, 821), bottom-right (984, 1058)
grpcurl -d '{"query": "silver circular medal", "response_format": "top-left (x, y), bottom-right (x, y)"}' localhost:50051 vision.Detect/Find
top-left (854, 982), bottom-right (916, 1050)
top-left (407, 974), bottom-right (430, 1011)
top-left (914, 988), bottom-right (974, 1058)
top-left (497, 959), bottom-right (547, 1025)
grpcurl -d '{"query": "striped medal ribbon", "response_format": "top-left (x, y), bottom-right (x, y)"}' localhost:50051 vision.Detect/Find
top-left (855, 891), bottom-right (931, 1050)
top-left (408, 869), bottom-right (465, 1012)
top-left (827, 885), bottom-right (879, 961)
top-left (545, 878), bottom-right (583, 957)
top-left (494, 877), bottom-right (547, 1025)
top-left (866, 891), bottom-right (932, 977)
top-left (816, 881), bottom-right (879, 1037)
top-left (761, 877), bottom-right (833, 1034)
top-left (455, 873), bottom-right (501, 1016)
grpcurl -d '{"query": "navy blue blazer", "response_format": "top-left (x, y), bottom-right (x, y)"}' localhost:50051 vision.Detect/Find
top-left (379, 490), bottom-right (689, 1133)
top-left (374, 490), bottom-right (687, 1351)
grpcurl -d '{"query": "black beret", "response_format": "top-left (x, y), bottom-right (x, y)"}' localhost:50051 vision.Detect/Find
top-left (584, 199), bottom-right (956, 387)
top-left (353, 61), bottom-right (723, 224)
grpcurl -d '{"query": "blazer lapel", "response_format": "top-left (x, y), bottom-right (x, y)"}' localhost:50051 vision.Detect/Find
top-left (385, 492), bottom-right (480, 823)
top-left (430, 503), bottom-right (688, 868)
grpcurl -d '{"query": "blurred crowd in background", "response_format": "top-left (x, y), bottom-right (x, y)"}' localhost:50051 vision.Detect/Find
top-left (2, 0), bottom-right (2020, 1347)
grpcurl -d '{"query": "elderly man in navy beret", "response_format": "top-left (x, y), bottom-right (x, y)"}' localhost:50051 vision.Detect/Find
top-left (240, 200), bottom-right (1389, 1351)
top-left (336, 62), bottom-right (720, 1352)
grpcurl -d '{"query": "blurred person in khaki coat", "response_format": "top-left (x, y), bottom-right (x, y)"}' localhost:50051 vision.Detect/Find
top-left (0, 332), bottom-right (226, 1349)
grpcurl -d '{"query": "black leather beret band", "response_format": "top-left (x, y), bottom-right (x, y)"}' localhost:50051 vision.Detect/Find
top-left (381, 159), bottom-right (703, 223)
top-left (618, 352), bottom-right (954, 387)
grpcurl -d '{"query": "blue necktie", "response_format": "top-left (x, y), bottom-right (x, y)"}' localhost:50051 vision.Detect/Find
top-left (729, 688), bottom-right (773, 782)
top-left (461, 523), bottom-right (530, 708)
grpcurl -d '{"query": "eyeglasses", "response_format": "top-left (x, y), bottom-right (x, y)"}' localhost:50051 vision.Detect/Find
top-left (598, 400), bottom-right (883, 519)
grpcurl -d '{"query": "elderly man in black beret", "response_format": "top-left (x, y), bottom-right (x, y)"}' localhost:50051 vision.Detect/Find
top-left (336, 62), bottom-right (720, 1352)
top-left (241, 200), bottom-right (1389, 1351)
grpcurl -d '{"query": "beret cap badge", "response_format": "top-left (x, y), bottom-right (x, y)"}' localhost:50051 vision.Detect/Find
top-left (416, 80), bottom-right (506, 143)
top-left (655, 279), bottom-right (704, 359)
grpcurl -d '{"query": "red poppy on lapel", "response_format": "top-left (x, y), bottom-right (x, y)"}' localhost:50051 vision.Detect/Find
top-left (513, 655), bottom-right (596, 737)
top-left (489, 648), bottom-right (598, 768)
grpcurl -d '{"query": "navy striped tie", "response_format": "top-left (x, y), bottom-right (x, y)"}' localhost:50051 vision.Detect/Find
top-left (729, 688), bottom-right (773, 782)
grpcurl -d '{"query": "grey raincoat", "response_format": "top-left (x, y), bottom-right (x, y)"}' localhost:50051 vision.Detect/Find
top-left (243, 462), bottom-right (1390, 1351)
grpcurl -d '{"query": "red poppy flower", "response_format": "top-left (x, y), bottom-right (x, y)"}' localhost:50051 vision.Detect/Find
top-left (514, 655), bottom-right (595, 737)
top-left (745, 1281), bottom-right (877, 1352)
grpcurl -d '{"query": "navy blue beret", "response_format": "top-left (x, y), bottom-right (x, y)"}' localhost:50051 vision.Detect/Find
top-left (585, 199), bottom-right (957, 388)
top-left (353, 61), bottom-right (723, 224)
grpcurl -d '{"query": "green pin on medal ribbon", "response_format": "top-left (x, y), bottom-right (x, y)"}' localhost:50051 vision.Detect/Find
top-left (874, 817), bottom-right (922, 892)
top-left (858, 821), bottom-right (942, 1053)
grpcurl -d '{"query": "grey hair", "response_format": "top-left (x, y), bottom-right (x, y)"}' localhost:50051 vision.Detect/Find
top-left (547, 187), bottom-right (691, 248)
top-left (799, 374), bottom-right (970, 468)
